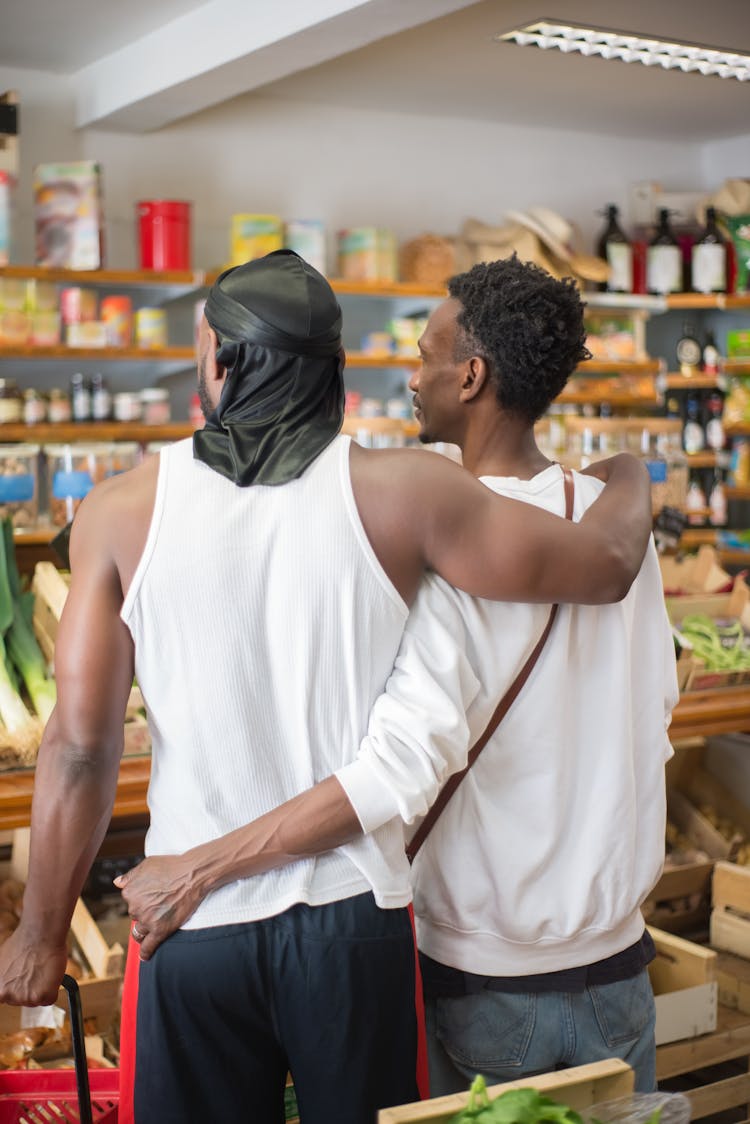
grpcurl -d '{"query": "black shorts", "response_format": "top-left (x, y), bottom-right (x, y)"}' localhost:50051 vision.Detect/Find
top-left (132, 892), bottom-right (422, 1124)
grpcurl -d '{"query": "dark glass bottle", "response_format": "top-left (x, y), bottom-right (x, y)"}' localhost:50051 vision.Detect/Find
top-left (647, 209), bottom-right (682, 295)
top-left (596, 204), bottom-right (632, 293)
top-left (675, 321), bottom-right (702, 377)
top-left (692, 207), bottom-right (727, 294)
top-left (70, 373), bottom-right (92, 423)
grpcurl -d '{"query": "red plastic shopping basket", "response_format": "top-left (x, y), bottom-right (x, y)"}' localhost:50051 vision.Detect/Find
top-left (0, 975), bottom-right (118, 1122)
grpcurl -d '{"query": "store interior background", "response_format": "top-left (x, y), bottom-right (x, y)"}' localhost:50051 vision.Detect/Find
top-left (0, 0), bottom-right (748, 272)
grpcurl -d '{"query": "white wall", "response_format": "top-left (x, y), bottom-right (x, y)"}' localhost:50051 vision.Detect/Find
top-left (0, 67), bottom-right (739, 271)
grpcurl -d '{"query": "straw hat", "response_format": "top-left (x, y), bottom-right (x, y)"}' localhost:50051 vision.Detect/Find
top-left (697, 178), bottom-right (750, 224)
top-left (506, 206), bottom-right (610, 283)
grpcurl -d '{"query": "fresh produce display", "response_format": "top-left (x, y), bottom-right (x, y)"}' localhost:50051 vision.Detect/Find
top-left (0, 519), bottom-right (56, 765)
top-left (448, 1082), bottom-right (585, 1124)
top-left (698, 803), bottom-right (750, 865)
top-left (674, 615), bottom-right (750, 673)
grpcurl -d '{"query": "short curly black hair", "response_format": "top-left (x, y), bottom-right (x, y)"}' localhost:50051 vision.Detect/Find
top-left (448, 255), bottom-right (591, 424)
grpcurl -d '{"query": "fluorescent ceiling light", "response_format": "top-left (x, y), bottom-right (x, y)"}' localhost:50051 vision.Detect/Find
top-left (496, 20), bottom-right (750, 81)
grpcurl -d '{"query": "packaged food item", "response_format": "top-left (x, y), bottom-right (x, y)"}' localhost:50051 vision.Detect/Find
top-left (361, 331), bottom-right (394, 356)
top-left (60, 287), bottom-right (98, 326)
top-left (45, 443), bottom-right (111, 526)
top-left (0, 379), bottom-right (23, 423)
top-left (26, 280), bottom-right (58, 313)
top-left (137, 200), bottom-right (191, 271)
top-left (0, 310), bottom-right (30, 345)
top-left (231, 215), bottom-right (283, 266)
top-left (113, 392), bottom-right (142, 423)
top-left (0, 444), bottom-right (40, 528)
top-left (720, 214), bottom-right (750, 292)
top-left (22, 389), bottom-right (47, 425)
top-left (47, 389), bottom-right (72, 424)
top-left (66, 322), bottom-right (108, 348)
top-left (134, 308), bottom-right (167, 350)
top-left (140, 387), bottom-right (171, 425)
top-left (0, 172), bottom-right (12, 266)
top-left (284, 220), bottom-right (326, 274)
top-left (337, 228), bottom-right (397, 282)
top-left (101, 296), bottom-right (132, 347)
top-left (726, 330), bottom-right (750, 359)
top-left (33, 161), bottom-right (104, 269)
top-left (30, 311), bottom-right (61, 346)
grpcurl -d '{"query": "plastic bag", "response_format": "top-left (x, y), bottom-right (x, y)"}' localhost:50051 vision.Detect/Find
top-left (583, 1092), bottom-right (691, 1124)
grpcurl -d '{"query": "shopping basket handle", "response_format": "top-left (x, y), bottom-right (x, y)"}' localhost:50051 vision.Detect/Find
top-left (61, 973), bottom-right (94, 1124)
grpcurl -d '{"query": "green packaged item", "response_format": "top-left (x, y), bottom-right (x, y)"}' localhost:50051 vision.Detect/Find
top-left (720, 213), bottom-right (750, 292)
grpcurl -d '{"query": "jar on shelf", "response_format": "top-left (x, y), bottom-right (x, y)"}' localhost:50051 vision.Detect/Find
top-left (109, 443), bottom-right (140, 475)
top-left (47, 388), bottom-right (72, 424)
top-left (140, 387), bottom-right (171, 425)
top-left (23, 389), bottom-right (47, 426)
top-left (625, 419), bottom-right (688, 516)
top-left (0, 444), bottom-right (40, 529)
top-left (44, 443), bottom-right (112, 526)
top-left (113, 392), bottom-right (143, 423)
top-left (0, 380), bottom-right (23, 424)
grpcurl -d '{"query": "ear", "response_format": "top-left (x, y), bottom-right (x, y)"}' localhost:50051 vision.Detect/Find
top-left (205, 325), bottom-right (230, 388)
top-left (459, 355), bottom-right (490, 403)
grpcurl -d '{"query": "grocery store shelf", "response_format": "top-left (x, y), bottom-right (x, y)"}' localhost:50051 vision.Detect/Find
top-left (0, 345), bottom-right (195, 363)
top-left (666, 293), bottom-right (750, 311)
top-left (331, 279), bottom-right (445, 299)
top-left (663, 374), bottom-right (726, 391)
top-left (671, 686), bottom-right (750, 739)
top-left (0, 757), bottom-right (151, 830)
top-left (346, 352), bottom-right (419, 368)
top-left (0, 422), bottom-right (194, 444)
top-left (556, 391), bottom-right (658, 407)
top-left (724, 360), bottom-right (750, 377)
top-left (579, 359), bottom-right (661, 375)
top-left (726, 423), bottom-right (750, 437)
top-left (687, 453), bottom-right (722, 469)
top-left (0, 265), bottom-right (204, 288)
top-left (726, 485), bottom-right (750, 501)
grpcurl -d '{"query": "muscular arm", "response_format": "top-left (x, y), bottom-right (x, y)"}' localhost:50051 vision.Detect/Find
top-left (352, 448), bottom-right (652, 606)
top-left (0, 488), bottom-right (134, 1006)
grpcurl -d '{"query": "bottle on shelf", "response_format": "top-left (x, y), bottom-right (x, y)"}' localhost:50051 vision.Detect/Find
top-left (682, 394), bottom-right (705, 455)
top-left (665, 395), bottom-right (682, 422)
top-left (647, 208), bottom-right (683, 295)
top-left (702, 330), bottom-right (722, 378)
top-left (708, 470), bottom-right (728, 526)
top-left (704, 392), bottom-right (725, 452)
top-left (675, 322), bottom-right (702, 377)
top-left (70, 373), bottom-right (92, 423)
top-left (691, 206), bottom-right (727, 294)
top-left (685, 472), bottom-right (707, 526)
top-left (595, 204), bottom-right (633, 293)
top-left (90, 373), bottom-right (112, 421)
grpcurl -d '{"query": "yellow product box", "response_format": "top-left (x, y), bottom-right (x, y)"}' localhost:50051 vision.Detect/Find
top-left (134, 307), bottom-right (167, 349)
top-left (337, 227), bottom-right (397, 282)
top-left (231, 214), bottom-right (283, 266)
top-left (0, 309), bottom-right (31, 344)
top-left (31, 310), bottom-right (61, 346)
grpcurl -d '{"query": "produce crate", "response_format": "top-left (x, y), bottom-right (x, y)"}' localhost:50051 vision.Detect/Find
top-left (648, 927), bottom-right (718, 1046)
top-left (715, 949), bottom-right (750, 1015)
top-left (30, 562), bottom-right (70, 664)
top-left (666, 577), bottom-right (750, 692)
top-left (0, 828), bottom-right (124, 1037)
top-left (710, 861), bottom-right (750, 958)
top-left (660, 545), bottom-right (733, 597)
top-left (377, 1058), bottom-right (634, 1124)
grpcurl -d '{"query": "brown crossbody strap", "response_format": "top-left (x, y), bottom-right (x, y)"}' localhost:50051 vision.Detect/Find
top-left (406, 466), bottom-right (574, 865)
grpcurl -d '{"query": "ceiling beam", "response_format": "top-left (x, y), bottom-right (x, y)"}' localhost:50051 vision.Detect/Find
top-left (75, 0), bottom-right (478, 133)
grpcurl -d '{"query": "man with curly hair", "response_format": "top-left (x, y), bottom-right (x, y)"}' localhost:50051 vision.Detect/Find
top-left (397, 254), bottom-right (678, 1095)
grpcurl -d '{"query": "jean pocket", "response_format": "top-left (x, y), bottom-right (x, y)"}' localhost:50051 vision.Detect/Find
top-left (590, 971), bottom-right (655, 1048)
top-left (435, 992), bottom-right (536, 1072)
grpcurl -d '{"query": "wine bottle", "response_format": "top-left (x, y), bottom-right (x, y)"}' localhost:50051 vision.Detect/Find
top-left (596, 204), bottom-right (632, 293)
top-left (705, 392), bottom-right (725, 451)
top-left (675, 322), bottom-right (702, 377)
top-left (647, 208), bottom-right (682, 295)
top-left (692, 206), bottom-right (727, 294)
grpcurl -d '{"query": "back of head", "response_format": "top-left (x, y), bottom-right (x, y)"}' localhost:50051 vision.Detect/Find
top-left (448, 255), bottom-right (590, 423)
top-left (195, 250), bottom-right (345, 487)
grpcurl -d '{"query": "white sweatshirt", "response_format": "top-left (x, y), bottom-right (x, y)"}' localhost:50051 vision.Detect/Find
top-left (340, 465), bottom-right (678, 975)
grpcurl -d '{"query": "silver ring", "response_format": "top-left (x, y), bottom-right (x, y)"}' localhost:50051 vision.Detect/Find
top-left (132, 924), bottom-right (144, 941)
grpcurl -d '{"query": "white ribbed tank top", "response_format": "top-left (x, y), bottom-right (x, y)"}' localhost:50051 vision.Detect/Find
top-left (121, 436), bottom-right (411, 928)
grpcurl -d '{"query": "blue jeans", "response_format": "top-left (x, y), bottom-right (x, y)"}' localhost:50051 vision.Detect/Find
top-left (425, 968), bottom-right (656, 1097)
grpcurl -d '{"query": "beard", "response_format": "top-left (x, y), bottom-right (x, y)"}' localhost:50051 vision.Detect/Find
top-left (197, 355), bottom-right (214, 421)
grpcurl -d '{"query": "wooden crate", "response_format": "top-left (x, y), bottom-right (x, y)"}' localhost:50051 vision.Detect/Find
top-left (710, 861), bottom-right (750, 958)
top-left (377, 1059), bottom-right (634, 1124)
top-left (31, 562), bottom-right (70, 664)
top-left (715, 950), bottom-right (750, 1015)
top-left (648, 927), bottom-right (718, 1046)
top-left (0, 828), bottom-right (124, 1034)
top-left (666, 577), bottom-right (750, 692)
top-left (656, 1004), bottom-right (750, 1120)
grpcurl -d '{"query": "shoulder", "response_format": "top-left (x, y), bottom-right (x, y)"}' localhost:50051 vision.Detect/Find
top-left (71, 455), bottom-right (159, 560)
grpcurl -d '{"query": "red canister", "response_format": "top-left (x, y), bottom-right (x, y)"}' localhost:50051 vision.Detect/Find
top-left (137, 200), bottom-right (192, 271)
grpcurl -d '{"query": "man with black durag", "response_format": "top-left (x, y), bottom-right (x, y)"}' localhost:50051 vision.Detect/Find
top-left (0, 251), bottom-right (652, 1123)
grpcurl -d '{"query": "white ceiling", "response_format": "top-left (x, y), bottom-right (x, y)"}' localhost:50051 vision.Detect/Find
top-left (1, 0), bottom-right (749, 141)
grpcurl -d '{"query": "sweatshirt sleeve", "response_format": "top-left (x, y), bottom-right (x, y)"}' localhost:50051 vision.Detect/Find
top-left (335, 576), bottom-right (483, 832)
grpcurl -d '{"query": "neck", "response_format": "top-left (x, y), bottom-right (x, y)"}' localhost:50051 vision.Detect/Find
top-left (459, 414), bottom-right (552, 480)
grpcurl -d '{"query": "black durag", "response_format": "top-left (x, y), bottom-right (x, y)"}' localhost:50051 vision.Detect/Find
top-left (193, 249), bottom-right (344, 486)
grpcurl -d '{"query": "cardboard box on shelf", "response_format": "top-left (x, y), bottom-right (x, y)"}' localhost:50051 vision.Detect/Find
top-left (660, 545), bottom-right (733, 596)
top-left (33, 160), bottom-right (104, 270)
top-left (666, 575), bottom-right (750, 691)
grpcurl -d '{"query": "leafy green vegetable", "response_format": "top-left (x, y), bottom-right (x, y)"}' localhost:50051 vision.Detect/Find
top-left (449, 1083), bottom-right (585, 1124)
